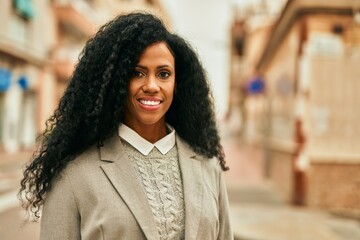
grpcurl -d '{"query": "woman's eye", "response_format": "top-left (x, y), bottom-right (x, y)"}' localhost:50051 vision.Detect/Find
top-left (133, 70), bottom-right (145, 78)
top-left (158, 71), bottom-right (170, 79)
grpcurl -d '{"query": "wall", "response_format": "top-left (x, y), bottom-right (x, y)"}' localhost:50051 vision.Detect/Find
top-left (0, 0), bottom-right (56, 152)
top-left (264, 12), bottom-right (360, 209)
top-left (260, 23), bottom-right (300, 201)
top-left (302, 15), bottom-right (360, 209)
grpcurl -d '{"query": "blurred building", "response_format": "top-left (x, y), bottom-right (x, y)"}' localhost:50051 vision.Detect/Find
top-left (0, 0), bottom-right (54, 153)
top-left (0, 0), bottom-right (168, 155)
top-left (160, 0), bottom-right (232, 119)
top-left (231, 0), bottom-right (360, 215)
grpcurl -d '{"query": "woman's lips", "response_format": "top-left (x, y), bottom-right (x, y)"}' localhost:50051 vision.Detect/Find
top-left (137, 98), bottom-right (162, 110)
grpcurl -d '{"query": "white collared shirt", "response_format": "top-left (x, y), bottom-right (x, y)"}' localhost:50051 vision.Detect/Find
top-left (118, 123), bottom-right (176, 156)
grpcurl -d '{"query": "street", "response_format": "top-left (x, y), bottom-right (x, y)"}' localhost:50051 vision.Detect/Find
top-left (1, 0), bottom-right (360, 239)
top-left (0, 206), bottom-right (40, 240)
top-left (0, 151), bottom-right (40, 239)
top-left (0, 136), bottom-right (359, 240)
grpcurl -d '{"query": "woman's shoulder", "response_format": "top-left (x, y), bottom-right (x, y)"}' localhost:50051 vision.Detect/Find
top-left (62, 144), bottom-right (101, 175)
top-left (53, 143), bottom-right (104, 194)
top-left (176, 134), bottom-right (221, 173)
top-left (199, 156), bottom-right (222, 179)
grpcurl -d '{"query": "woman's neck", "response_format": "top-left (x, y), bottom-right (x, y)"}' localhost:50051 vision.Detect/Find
top-left (123, 121), bottom-right (168, 144)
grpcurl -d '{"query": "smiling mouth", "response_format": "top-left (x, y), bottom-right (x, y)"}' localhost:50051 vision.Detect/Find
top-left (138, 99), bottom-right (162, 106)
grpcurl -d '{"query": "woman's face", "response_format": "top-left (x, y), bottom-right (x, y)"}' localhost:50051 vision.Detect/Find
top-left (124, 42), bottom-right (175, 131)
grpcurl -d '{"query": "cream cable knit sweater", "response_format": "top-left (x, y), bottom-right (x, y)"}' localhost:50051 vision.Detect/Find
top-left (122, 141), bottom-right (185, 240)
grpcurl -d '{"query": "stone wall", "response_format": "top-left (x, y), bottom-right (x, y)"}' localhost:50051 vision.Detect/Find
top-left (307, 163), bottom-right (360, 212)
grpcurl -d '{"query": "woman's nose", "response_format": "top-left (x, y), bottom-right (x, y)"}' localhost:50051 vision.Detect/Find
top-left (142, 75), bottom-right (160, 93)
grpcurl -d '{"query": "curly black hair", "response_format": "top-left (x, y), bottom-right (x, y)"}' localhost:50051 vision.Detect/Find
top-left (19, 12), bottom-right (229, 220)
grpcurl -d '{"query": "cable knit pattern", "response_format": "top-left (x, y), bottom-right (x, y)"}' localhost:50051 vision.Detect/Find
top-left (122, 141), bottom-right (185, 240)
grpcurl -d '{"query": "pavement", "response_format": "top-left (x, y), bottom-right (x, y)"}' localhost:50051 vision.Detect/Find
top-left (0, 151), bottom-right (31, 209)
top-left (0, 150), bottom-right (40, 240)
top-left (0, 137), bottom-right (360, 240)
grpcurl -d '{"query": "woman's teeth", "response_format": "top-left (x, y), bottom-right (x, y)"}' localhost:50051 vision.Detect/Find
top-left (140, 100), bottom-right (161, 106)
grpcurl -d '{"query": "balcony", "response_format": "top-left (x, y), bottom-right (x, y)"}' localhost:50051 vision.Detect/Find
top-left (54, 60), bottom-right (74, 81)
top-left (258, 0), bottom-right (355, 71)
top-left (54, 1), bottom-right (96, 38)
top-left (52, 45), bottom-right (81, 81)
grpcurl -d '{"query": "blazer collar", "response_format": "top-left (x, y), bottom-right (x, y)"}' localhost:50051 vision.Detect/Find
top-left (99, 134), bottom-right (159, 239)
top-left (99, 133), bottom-right (204, 240)
top-left (176, 134), bottom-right (204, 240)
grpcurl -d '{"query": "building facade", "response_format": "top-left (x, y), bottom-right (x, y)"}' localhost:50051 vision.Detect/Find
top-left (232, 0), bottom-right (360, 214)
top-left (0, 0), bottom-right (168, 156)
top-left (0, 0), bottom-right (56, 153)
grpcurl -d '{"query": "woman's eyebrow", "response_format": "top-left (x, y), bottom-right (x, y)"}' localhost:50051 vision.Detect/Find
top-left (136, 65), bottom-right (173, 69)
top-left (157, 65), bottom-right (173, 69)
top-left (135, 65), bottom-right (148, 70)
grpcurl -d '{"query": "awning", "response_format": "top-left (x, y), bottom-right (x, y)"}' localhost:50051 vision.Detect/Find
top-left (0, 68), bottom-right (11, 92)
top-left (13, 0), bottom-right (35, 20)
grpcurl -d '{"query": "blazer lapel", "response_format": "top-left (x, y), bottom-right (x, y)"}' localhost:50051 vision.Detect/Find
top-left (176, 135), bottom-right (204, 240)
top-left (99, 134), bottom-right (159, 240)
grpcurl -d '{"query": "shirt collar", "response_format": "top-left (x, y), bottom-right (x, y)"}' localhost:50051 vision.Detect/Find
top-left (118, 123), bottom-right (176, 156)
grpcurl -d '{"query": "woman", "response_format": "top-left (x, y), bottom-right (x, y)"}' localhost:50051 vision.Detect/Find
top-left (20, 12), bottom-right (232, 240)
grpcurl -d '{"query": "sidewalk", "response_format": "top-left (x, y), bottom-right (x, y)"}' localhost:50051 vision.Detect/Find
top-left (0, 151), bottom-right (32, 213)
top-left (0, 150), bottom-right (32, 170)
top-left (0, 150), bottom-right (41, 239)
top-left (222, 136), bottom-right (360, 240)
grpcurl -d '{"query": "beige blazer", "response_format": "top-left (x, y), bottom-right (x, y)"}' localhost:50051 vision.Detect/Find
top-left (40, 134), bottom-right (233, 240)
